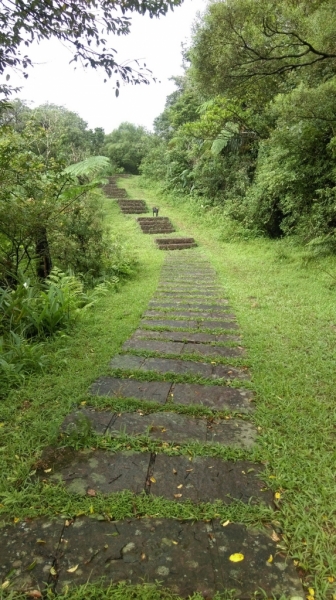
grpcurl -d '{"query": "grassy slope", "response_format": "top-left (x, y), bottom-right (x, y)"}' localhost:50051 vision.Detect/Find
top-left (0, 180), bottom-right (335, 599)
top-left (123, 177), bottom-right (336, 599)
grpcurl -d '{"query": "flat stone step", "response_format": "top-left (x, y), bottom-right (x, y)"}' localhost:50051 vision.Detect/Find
top-left (145, 310), bottom-right (235, 319)
top-left (39, 449), bottom-right (270, 505)
top-left (123, 338), bottom-right (244, 358)
top-left (141, 318), bottom-right (239, 330)
top-left (0, 517), bottom-right (303, 598)
top-left (61, 408), bottom-right (257, 448)
top-left (90, 376), bottom-right (253, 412)
top-left (110, 354), bottom-right (251, 381)
top-left (158, 243), bottom-right (198, 251)
top-left (149, 301), bottom-right (230, 310)
top-left (132, 329), bottom-right (241, 344)
top-left (143, 229), bottom-right (176, 234)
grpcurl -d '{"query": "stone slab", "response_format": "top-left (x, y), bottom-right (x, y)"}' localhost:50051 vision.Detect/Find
top-left (145, 310), bottom-right (235, 319)
top-left (108, 355), bottom-right (250, 381)
top-left (123, 339), bottom-right (184, 354)
top-left (139, 357), bottom-right (213, 378)
top-left (199, 320), bottom-right (239, 330)
top-left (206, 419), bottom-right (257, 449)
top-left (183, 343), bottom-right (244, 358)
top-left (210, 520), bottom-right (304, 598)
top-left (149, 302), bottom-right (229, 310)
top-left (108, 412), bottom-right (207, 444)
top-left (141, 319), bottom-right (198, 329)
top-left (45, 450), bottom-right (151, 496)
top-left (151, 456), bottom-right (272, 505)
top-left (89, 377), bottom-right (172, 404)
top-left (61, 408), bottom-right (114, 435)
top-left (132, 329), bottom-right (241, 344)
top-left (0, 518), bottom-right (64, 592)
top-left (109, 354), bottom-right (146, 370)
top-left (172, 383), bottom-right (254, 413)
top-left (154, 291), bottom-right (221, 298)
top-left (55, 518), bottom-right (217, 597)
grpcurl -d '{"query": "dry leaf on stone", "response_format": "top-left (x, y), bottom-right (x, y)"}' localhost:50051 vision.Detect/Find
top-left (44, 468), bottom-right (51, 473)
top-left (173, 469), bottom-right (177, 474)
top-left (174, 493), bottom-right (183, 498)
top-left (271, 530), bottom-right (281, 542)
top-left (229, 553), bottom-right (244, 562)
top-left (222, 520), bottom-right (230, 527)
top-left (67, 565), bottom-right (79, 573)
top-left (26, 591), bottom-right (42, 599)
top-left (177, 484), bottom-right (183, 489)
top-left (87, 489), bottom-right (96, 497)
top-left (150, 477), bottom-right (156, 483)
top-left (1, 581), bottom-right (10, 590)
top-left (267, 554), bottom-right (273, 563)
top-left (36, 539), bottom-right (46, 544)
top-left (50, 567), bottom-right (57, 576)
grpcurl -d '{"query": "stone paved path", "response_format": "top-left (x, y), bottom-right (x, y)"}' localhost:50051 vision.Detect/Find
top-left (0, 247), bottom-right (305, 597)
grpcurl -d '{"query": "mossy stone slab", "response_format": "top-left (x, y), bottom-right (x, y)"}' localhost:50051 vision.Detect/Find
top-left (89, 377), bottom-right (172, 404)
top-left (172, 383), bottom-right (254, 413)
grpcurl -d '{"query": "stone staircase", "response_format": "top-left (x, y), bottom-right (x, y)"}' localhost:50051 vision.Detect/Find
top-left (155, 237), bottom-right (197, 250)
top-left (117, 199), bottom-right (148, 214)
top-left (0, 252), bottom-right (304, 597)
top-left (137, 217), bottom-right (175, 234)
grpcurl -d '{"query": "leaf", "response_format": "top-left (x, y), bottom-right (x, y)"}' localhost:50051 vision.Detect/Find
top-left (27, 591), bottom-right (43, 598)
top-left (274, 492), bottom-right (281, 500)
top-left (44, 468), bottom-right (52, 473)
top-left (267, 554), bottom-right (273, 563)
top-left (50, 566), bottom-right (57, 576)
top-left (177, 484), bottom-right (183, 489)
top-left (327, 577), bottom-right (335, 583)
top-left (36, 539), bottom-right (46, 544)
top-left (229, 553), bottom-right (244, 562)
top-left (87, 488), bottom-right (96, 496)
top-left (211, 138), bottom-right (228, 155)
top-left (172, 540), bottom-right (178, 545)
top-left (13, 517), bottom-right (19, 524)
top-left (1, 581), bottom-right (10, 590)
top-left (271, 530), bottom-right (280, 542)
top-left (222, 520), bottom-right (230, 527)
top-left (64, 156), bottom-right (109, 177)
top-left (67, 564), bottom-right (79, 573)
top-left (26, 560), bottom-right (37, 571)
top-left (173, 469), bottom-right (177, 474)
top-left (308, 589), bottom-right (315, 597)
top-left (150, 476), bottom-right (156, 483)
top-left (174, 493), bottom-right (182, 498)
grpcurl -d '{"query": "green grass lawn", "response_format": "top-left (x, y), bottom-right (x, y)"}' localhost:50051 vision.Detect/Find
top-left (0, 180), bottom-right (335, 599)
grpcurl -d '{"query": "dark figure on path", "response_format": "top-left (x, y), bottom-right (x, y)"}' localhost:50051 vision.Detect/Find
top-left (152, 206), bottom-right (159, 217)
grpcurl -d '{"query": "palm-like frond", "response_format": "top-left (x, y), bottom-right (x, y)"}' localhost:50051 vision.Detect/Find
top-left (64, 156), bottom-right (110, 177)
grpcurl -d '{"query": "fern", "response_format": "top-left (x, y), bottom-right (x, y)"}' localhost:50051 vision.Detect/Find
top-left (64, 155), bottom-right (110, 178)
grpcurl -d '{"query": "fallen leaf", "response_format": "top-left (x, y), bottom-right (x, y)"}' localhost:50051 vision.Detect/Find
top-left (150, 477), bottom-right (156, 483)
top-left (141, 553), bottom-right (146, 560)
top-left (222, 520), bottom-right (230, 527)
top-left (186, 468), bottom-right (193, 472)
top-left (67, 565), bottom-right (79, 573)
top-left (36, 539), bottom-right (46, 544)
top-left (50, 567), bottom-right (57, 576)
top-left (26, 591), bottom-right (42, 598)
top-left (307, 596), bottom-right (314, 600)
top-left (13, 517), bottom-right (19, 524)
top-left (1, 581), bottom-right (10, 590)
top-left (229, 553), bottom-right (244, 563)
top-left (172, 540), bottom-right (178, 545)
top-left (271, 531), bottom-right (281, 542)
top-left (308, 589), bottom-right (315, 597)
top-left (26, 560), bottom-right (37, 571)
top-left (89, 505), bottom-right (94, 514)
top-left (174, 493), bottom-right (183, 498)
top-left (44, 468), bottom-right (52, 473)
top-left (177, 484), bottom-right (183, 489)
top-left (65, 520), bottom-right (71, 527)
top-left (104, 544), bottom-right (108, 549)
top-left (87, 489), bottom-right (96, 496)
top-left (267, 554), bottom-right (273, 563)
top-left (327, 576), bottom-right (335, 583)
top-left (173, 469), bottom-right (177, 474)
top-left (80, 401), bottom-right (87, 405)
top-left (274, 492), bottom-right (281, 500)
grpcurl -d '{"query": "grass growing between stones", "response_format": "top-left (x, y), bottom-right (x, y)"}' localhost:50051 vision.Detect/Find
top-left (122, 177), bottom-right (336, 598)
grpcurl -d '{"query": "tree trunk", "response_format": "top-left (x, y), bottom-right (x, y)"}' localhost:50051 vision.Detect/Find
top-left (35, 226), bottom-right (52, 279)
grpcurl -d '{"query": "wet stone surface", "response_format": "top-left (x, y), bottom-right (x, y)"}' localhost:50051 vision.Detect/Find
top-left (183, 343), bottom-right (244, 358)
top-left (206, 418), bottom-right (257, 448)
top-left (123, 339), bottom-right (184, 354)
top-left (151, 456), bottom-right (272, 505)
top-left (108, 411), bottom-right (207, 444)
top-left (60, 407), bottom-right (114, 435)
top-left (43, 450), bottom-right (151, 496)
top-left (172, 383), bottom-right (254, 413)
top-left (109, 355), bottom-right (251, 381)
top-left (89, 377), bottom-right (172, 405)
top-left (132, 329), bottom-right (241, 344)
top-left (0, 518), bottom-right (64, 592)
top-left (141, 318), bottom-right (199, 329)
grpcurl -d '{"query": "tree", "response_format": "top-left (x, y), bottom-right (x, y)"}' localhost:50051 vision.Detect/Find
top-left (0, 0), bottom-right (185, 101)
top-left (103, 122), bottom-right (153, 173)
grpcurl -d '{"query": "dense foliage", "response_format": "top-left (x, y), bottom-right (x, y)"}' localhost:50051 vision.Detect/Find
top-left (103, 122), bottom-right (154, 174)
top-left (140, 0), bottom-right (336, 246)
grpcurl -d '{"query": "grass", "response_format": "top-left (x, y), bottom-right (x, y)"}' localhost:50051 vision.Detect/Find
top-left (1, 180), bottom-right (335, 598)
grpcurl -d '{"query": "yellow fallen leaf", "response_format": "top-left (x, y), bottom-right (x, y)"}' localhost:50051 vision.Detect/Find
top-left (141, 553), bottom-right (146, 560)
top-left (172, 541), bottom-right (178, 545)
top-left (267, 554), bottom-right (273, 563)
top-left (36, 539), bottom-right (46, 544)
top-left (274, 492), bottom-right (281, 500)
top-left (327, 576), bottom-right (334, 583)
top-left (177, 484), bottom-right (183, 489)
top-left (222, 520), bottom-right (230, 527)
top-left (150, 477), bottom-right (156, 483)
top-left (67, 564), bottom-right (79, 573)
top-left (308, 589), bottom-right (315, 597)
top-left (13, 517), bottom-right (19, 524)
top-left (271, 531), bottom-right (281, 542)
top-left (173, 469), bottom-right (177, 474)
top-left (1, 581), bottom-right (10, 590)
top-left (307, 596), bottom-right (314, 600)
top-left (44, 468), bottom-right (52, 473)
top-left (89, 504), bottom-right (94, 514)
top-left (174, 493), bottom-right (183, 498)
top-left (50, 567), bottom-right (57, 576)
top-left (229, 553), bottom-right (244, 563)
top-left (80, 401), bottom-right (87, 405)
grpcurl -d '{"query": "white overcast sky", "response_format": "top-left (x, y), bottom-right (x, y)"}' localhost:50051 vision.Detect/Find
top-left (10, 0), bottom-right (207, 133)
